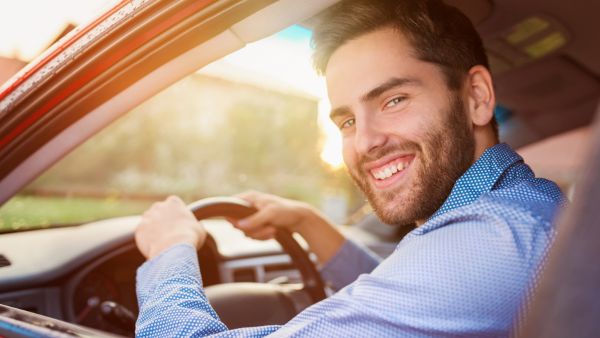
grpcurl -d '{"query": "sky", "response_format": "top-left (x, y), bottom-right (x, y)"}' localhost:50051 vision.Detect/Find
top-left (0, 0), bottom-right (120, 61)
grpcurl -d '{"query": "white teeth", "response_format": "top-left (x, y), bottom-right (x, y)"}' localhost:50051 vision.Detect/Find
top-left (373, 161), bottom-right (409, 180)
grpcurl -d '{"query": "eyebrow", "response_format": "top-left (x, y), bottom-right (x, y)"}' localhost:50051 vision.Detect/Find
top-left (329, 77), bottom-right (422, 121)
top-left (361, 77), bottom-right (422, 102)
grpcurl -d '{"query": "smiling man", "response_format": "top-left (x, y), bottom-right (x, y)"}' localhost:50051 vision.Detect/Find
top-left (134, 0), bottom-right (565, 337)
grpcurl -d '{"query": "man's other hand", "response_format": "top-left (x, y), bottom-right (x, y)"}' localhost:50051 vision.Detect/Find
top-left (232, 191), bottom-right (346, 264)
top-left (135, 195), bottom-right (206, 260)
top-left (229, 191), bottom-right (315, 240)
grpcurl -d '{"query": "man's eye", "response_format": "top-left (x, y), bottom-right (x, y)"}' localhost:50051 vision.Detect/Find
top-left (340, 118), bottom-right (355, 130)
top-left (384, 96), bottom-right (405, 108)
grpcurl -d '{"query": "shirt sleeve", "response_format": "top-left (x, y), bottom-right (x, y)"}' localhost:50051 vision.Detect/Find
top-left (136, 243), bottom-right (280, 337)
top-left (318, 239), bottom-right (381, 290)
top-left (135, 239), bottom-right (382, 337)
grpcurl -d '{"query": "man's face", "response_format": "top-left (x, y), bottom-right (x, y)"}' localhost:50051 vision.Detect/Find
top-left (326, 27), bottom-right (475, 225)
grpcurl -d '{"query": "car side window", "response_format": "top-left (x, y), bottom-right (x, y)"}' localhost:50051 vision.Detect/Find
top-left (0, 25), bottom-right (360, 232)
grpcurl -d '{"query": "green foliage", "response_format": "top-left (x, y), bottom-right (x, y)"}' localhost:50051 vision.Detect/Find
top-left (0, 196), bottom-right (150, 231)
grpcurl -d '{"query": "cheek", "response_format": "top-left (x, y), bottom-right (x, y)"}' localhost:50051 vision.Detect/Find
top-left (410, 120), bottom-right (432, 141)
top-left (399, 106), bottom-right (441, 139)
top-left (341, 139), bottom-right (357, 166)
top-left (382, 114), bottom-right (428, 144)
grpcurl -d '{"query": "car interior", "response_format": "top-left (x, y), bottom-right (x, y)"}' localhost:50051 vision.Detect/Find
top-left (0, 0), bottom-right (598, 337)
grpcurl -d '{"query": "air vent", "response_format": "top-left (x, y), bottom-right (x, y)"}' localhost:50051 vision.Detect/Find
top-left (0, 254), bottom-right (11, 268)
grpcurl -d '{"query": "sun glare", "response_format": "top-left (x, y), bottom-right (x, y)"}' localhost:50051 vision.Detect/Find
top-left (200, 25), bottom-right (345, 170)
top-left (318, 100), bottom-right (345, 170)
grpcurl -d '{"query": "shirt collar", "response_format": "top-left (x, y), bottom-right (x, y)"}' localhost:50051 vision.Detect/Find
top-left (428, 143), bottom-right (523, 220)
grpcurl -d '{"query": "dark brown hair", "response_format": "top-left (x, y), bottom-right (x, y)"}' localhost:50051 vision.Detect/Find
top-left (312, 0), bottom-right (489, 88)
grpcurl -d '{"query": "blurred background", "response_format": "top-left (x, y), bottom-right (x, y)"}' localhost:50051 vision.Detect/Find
top-left (0, 0), bottom-right (362, 232)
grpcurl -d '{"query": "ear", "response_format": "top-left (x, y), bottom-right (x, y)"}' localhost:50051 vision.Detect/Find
top-left (465, 65), bottom-right (495, 127)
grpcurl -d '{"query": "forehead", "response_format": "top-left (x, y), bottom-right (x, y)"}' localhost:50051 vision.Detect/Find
top-left (325, 27), bottom-right (416, 81)
top-left (324, 27), bottom-right (445, 104)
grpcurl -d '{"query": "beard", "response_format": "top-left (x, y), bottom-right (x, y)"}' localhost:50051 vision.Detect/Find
top-left (347, 93), bottom-right (475, 225)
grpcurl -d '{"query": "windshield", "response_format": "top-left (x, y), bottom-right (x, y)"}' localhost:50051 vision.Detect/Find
top-left (0, 24), bottom-right (361, 233)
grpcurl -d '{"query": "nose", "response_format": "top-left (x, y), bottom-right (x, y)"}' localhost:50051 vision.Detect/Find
top-left (354, 117), bottom-right (387, 155)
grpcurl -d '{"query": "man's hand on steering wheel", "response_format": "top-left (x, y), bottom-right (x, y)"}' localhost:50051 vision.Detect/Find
top-left (135, 195), bottom-right (207, 259)
top-left (229, 191), bottom-right (317, 240)
top-left (233, 191), bottom-right (346, 264)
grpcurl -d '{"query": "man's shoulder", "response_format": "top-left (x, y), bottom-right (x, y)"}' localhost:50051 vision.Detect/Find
top-left (483, 175), bottom-right (565, 224)
top-left (429, 176), bottom-right (565, 251)
top-left (378, 182), bottom-right (559, 288)
top-left (414, 177), bottom-right (564, 252)
top-left (427, 175), bottom-right (564, 231)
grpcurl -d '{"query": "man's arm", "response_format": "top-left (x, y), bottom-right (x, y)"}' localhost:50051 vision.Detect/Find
top-left (136, 202), bottom-right (546, 337)
top-left (136, 242), bottom-right (390, 337)
top-left (135, 241), bottom-right (395, 338)
top-left (136, 243), bottom-right (281, 337)
top-left (134, 194), bottom-right (381, 336)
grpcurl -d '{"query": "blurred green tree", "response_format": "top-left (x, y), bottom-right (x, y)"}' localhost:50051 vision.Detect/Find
top-left (25, 74), bottom-right (357, 210)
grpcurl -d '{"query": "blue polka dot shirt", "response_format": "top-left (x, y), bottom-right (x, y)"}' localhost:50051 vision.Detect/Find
top-left (136, 143), bottom-right (565, 337)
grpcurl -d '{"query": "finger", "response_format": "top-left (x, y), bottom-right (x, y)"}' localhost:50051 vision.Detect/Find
top-left (234, 190), bottom-right (276, 207)
top-left (234, 190), bottom-right (260, 202)
top-left (236, 206), bottom-right (276, 231)
top-left (247, 226), bottom-right (276, 241)
top-left (166, 195), bottom-right (185, 206)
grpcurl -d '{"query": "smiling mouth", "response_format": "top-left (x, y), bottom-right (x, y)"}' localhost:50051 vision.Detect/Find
top-left (370, 157), bottom-right (413, 181)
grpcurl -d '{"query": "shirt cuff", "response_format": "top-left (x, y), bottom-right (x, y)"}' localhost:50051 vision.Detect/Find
top-left (136, 243), bottom-right (201, 305)
top-left (320, 239), bottom-right (381, 290)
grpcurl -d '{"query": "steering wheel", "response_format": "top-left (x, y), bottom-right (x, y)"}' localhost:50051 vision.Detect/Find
top-left (188, 197), bottom-right (327, 328)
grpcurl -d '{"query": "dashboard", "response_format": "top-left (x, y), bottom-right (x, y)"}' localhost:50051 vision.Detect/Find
top-left (0, 217), bottom-right (142, 335)
top-left (66, 243), bottom-right (143, 334)
top-left (0, 215), bottom-right (399, 335)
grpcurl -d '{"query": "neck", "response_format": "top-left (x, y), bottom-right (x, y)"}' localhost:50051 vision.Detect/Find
top-left (473, 126), bottom-right (498, 163)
